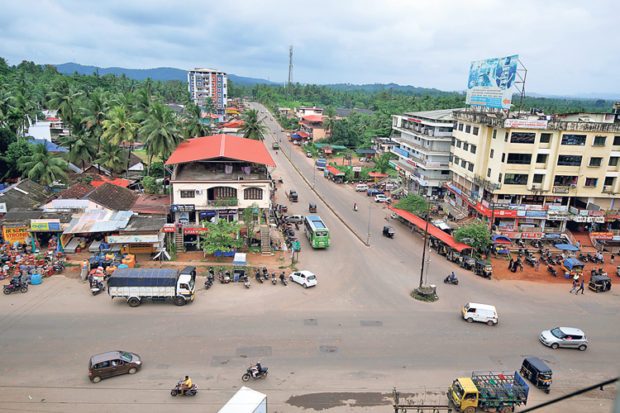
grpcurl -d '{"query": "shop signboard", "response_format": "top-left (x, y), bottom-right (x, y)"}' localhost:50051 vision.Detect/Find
top-left (30, 219), bottom-right (61, 232)
top-left (162, 224), bottom-right (176, 233)
top-left (569, 206), bottom-right (579, 215)
top-left (171, 204), bottom-right (195, 213)
top-left (553, 186), bottom-right (570, 194)
top-left (579, 209), bottom-right (590, 216)
top-left (183, 227), bottom-right (208, 235)
top-left (525, 210), bottom-right (547, 218)
top-left (544, 233), bottom-right (562, 239)
top-left (500, 231), bottom-right (520, 239)
top-left (392, 147), bottom-right (409, 157)
top-left (589, 210), bottom-right (604, 216)
top-left (498, 222), bottom-right (515, 231)
top-left (199, 210), bottom-right (217, 218)
top-left (504, 119), bottom-right (548, 129)
top-left (547, 205), bottom-right (569, 211)
top-left (219, 209), bottom-right (237, 216)
top-left (606, 213), bottom-right (620, 221)
top-left (352, 166), bottom-right (362, 172)
top-left (590, 232), bottom-right (614, 240)
top-left (495, 209), bottom-right (518, 218)
top-left (2, 225), bottom-right (29, 244)
top-left (107, 234), bottom-right (160, 244)
top-left (408, 160), bottom-right (417, 168)
top-left (521, 232), bottom-right (543, 239)
top-left (466, 55), bottom-right (518, 110)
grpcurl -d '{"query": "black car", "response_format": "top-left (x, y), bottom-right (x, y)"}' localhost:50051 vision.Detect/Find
top-left (520, 357), bottom-right (552, 393)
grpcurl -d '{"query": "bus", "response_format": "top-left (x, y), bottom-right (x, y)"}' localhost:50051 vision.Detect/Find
top-left (315, 158), bottom-right (326, 170)
top-left (304, 215), bottom-right (330, 248)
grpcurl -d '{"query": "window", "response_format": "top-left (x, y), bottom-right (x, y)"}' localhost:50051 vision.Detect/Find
top-left (510, 132), bottom-right (536, 144)
top-left (467, 163), bottom-right (473, 172)
top-left (461, 159), bottom-right (467, 168)
top-left (451, 137), bottom-right (455, 146)
top-left (604, 177), bottom-right (615, 186)
top-left (244, 187), bottom-right (263, 200)
top-left (589, 157), bottom-right (602, 167)
top-left (536, 154), bottom-right (548, 163)
top-left (487, 168), bottom-right (491, 177)
top-left (561, 134), bottom-right (586, 146)
top-left (470, 145), bottom-right (477, 154)
top-left (593, 136), bottom-right (606, 146)
top-left (441, 170), bottom-right (449, 175)
top-left (507, 153), bottom-right (532, 164)
top-left (180, 190), bottom-right (195, 198)
top-left (533, 174), bottom-right (544, 183)
top-left (553, 175), bottom-right (578, 186)
top-left (609, 157), bottom-right (619, 166)
top-left (540, 133), bottom-right (551, 143)
top-left (614, 136), bottom-right (620, 145)
top-left (453, 156), bottom-right (460, 164)
top-left (459, 123), bottom-right (464, 131)
top-left (584, 178), bottom-right (598, 187)
top-left (501, 153), bottom-right (505, 162)
top-left (490, 149), bottom-right (494, 158)
top-left (498, 173), bottom-right (502, 183)
top-left (492, 130), bottom-right (497, 139)
top-left (504, 173), bottom-right (528, 185)
top-left (557, 155), bottom-right (582, 166)
top-left (473, 127), bottom-right (479, 136)
top-left (463, 142), bottom-right (469, 151)
top-left (504, 132), bottom-right (508, 142)
top-left (465, 125), bottom-right (471, 133)
top-left (456, 140), bottom-right (462, 148)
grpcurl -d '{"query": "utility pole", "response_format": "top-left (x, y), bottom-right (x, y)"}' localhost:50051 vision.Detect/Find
top-left (287, 45), bottom-right (294, 97)
top-left (367, 197), bottom-right (372, 246)
top-left (419, 202), bottom-right (431, 289)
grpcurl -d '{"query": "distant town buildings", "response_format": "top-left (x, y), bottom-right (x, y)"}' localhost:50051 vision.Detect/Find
top-left (187, 68), bottom-right (228, 114)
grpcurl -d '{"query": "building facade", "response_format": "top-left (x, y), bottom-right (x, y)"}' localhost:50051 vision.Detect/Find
top-left (448, 107), bottom-right (620, 243)
top-left (165, 134), bottom-right (275, 250)
top-left (187, 68), bottom-right (228, 114)
top-left (390, 109), bottom-right (455, 197)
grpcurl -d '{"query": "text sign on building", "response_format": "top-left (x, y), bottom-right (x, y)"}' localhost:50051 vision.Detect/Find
top-left (2, 225), bottom-right (29, 244)
top-left (162, 224), bottom-right (176, 233)
top-left (591, 232), bottom-right (614, 239)
top-left (30, 220), bottom-right (61, 232)
top-left (171, 205), bottom-right (195, 212)
top-left (465, 55), bottom-right (518, 110)
top-left (504, 119), bottom-right (548, 129)
top-left (352, 167), bottom-right (362, 172)
top-left (392, 147), bottom-right (409, 157)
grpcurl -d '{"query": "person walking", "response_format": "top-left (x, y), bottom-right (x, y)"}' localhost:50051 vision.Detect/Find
top-left (509, 258), bottom-right (514, 271)
top-left (570, 279), bottom-right (579, 294)
top-left (576, 279), bottom-right (585, 295)
top-left (611, 254), bottom-right (615, 264)
top-left (536, 259), bottom-right (540, 271)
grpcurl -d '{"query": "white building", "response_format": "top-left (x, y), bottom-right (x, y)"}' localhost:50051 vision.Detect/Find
top-left (390, 109), bottom-right (457, 197)
top-left (187, 68), bottom-right (228, 114)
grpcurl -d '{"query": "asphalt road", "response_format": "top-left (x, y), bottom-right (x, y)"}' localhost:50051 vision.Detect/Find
top-left (0, 104), bottom-right (618, 412)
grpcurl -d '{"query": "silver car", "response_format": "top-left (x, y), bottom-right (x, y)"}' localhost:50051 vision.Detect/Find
top-left (539, 327), bottom-right (588, 351)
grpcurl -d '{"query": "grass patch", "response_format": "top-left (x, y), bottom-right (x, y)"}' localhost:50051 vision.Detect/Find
top-left (411, 288), bottom-right (439, 302)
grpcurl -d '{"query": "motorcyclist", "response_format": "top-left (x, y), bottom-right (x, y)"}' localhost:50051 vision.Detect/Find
top-left (449, 272), bottom-right (456, 281)
top-left (353, 203), bottom-right (358, 211)
top-left (180, 375), bottom-right (192, 394)
top-left (279, 272), bottom-right (285, 282)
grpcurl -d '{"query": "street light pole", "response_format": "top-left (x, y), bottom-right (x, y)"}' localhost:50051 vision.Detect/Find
top-left (367, 197), bottom-right (372, 246)
top-left (419, 202), bottom-right (431, 289)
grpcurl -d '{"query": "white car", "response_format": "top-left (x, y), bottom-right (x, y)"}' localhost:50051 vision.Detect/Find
top-left (289, 270), bottom-right (317, 288)
top-left (374, 194), bottom-right (388, 203)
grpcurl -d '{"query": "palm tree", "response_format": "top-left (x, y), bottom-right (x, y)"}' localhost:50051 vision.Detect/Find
top-left (139, 102), bottom-right (181, 174)
top-left (240, 109), bottom-right (267, 141)
top-left (102, 105), bottom-right (138, 177)
top-left (10, 91), bottom-right (35, 137)
top-left (19, 143), bottom-right (69, 186)
top-left (47, 80), bottom-right (81, 124)
top-left (68, 135), bottom-right (96, 171)
top-left (323, 107), bottom-right (337, 137)
top-left (82, 89), bottom-right (109, 152)
top-left (182, 103), bottom-right (211, 139)
top-left (95, 141), bottom-right (125, 174)
top-left (202, 98), bottom-right (216, 115)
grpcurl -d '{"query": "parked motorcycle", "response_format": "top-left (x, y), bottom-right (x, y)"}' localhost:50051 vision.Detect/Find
top-left (262, 267), bottom-right (269, 282)
top-left (219, 269), bottom-right (230, 284)
top-left (3, 277), bottom-right (28, 295)
top-left (547, 265), bottom-right (557, 277)
top-left (279, 272), bottom-right (288, 286)
top-left (271, 272), bottom-right (277, 285)
top-left (170, 381), bottom-right (198, 397)
top-left (518, 248), bottom-right (524, 257)
top-left (525, 254), bottom-right (537, 267)
top-left (90, 279), bottom-right (105, 295)
top-left (578, 253), bottom-right (588, 262)
top-left (241, 365), bottom-right (268, 382)
top-left (205, 273), bottom-right (214, 290)
top-left (443, 275), bottom-right (459, 285)
top-left (53, 260), bottom-right (65, 273)
top-left (244, 275), bottom-right (251, 289)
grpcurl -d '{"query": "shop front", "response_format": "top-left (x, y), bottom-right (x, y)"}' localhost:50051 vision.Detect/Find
top-left (30, 219), bottom-right (63, 252)
top-left (106, 234), bottom-right (163, 254)
top-left (2, 224), bottom-right (30, 248)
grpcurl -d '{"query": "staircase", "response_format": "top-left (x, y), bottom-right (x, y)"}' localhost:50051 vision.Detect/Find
top-left (175, 223), bottom-right (184, 249)
top-left (260, 225), bottom-right (271, 254)
top-left (570, 230), bottom-right (596, 251)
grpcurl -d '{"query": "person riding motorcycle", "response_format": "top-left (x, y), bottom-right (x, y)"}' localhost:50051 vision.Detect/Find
top-left (449, 272), bottom-right (456, 281)
top-left (353, 203), bottom-right (358, 211)
top-left (180, 375), bottom-right (192, 394)
top-left (251, 362), bottom-right (263, 378)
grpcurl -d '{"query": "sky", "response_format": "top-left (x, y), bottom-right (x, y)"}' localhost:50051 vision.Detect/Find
top-left (1, 0), bottom-right (619, 97)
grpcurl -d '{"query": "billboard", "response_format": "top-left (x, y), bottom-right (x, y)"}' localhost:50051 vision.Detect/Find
top-left (466, 55), bottom-right (518, 110)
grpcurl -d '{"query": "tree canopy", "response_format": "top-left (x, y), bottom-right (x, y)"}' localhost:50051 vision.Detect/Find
top-left (199, 219), bottom-right (244, 255)
top-left (453, 222), bottom-right (491, 252)
top-left (394, 194), bottom-right (428, 216)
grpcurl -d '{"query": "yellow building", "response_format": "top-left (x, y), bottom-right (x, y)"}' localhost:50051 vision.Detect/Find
top-left (448, 106), bottom-right (620, 246)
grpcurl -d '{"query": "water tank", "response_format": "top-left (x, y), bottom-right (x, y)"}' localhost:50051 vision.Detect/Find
top-left (31, 273), bottom-right (42, 285)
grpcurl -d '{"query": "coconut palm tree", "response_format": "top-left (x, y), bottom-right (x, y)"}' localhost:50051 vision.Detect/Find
top-left (182, 103), bottom-right (211, 139)
top-left (323, 107), bottom-right (337, 137)
top-left (82, 89), bottom-right (109, 152)
top-left (47, 80), bottom-right (82, 124)
top-left (19, 142), bottom-right (69, 186)
top-left (240, 109), bottom-right (267, 141)
top-left (68, 135), bottom-right (96, 171)
top-left (102, 105), bottom-right (138, 177)
top-left (95, 141), bottom-right (125, 174)
top-left (139, 102), bottom-right (181, 174)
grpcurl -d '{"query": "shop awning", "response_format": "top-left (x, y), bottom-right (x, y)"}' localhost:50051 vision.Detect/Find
top-left (290, 133), bottom-right (303, 140)
top-left (106, 234), bottom-right (160, 244)
top-left (233, 252), bottom-right (247, 266)
top-left (492, 234), bottom-right (512, 244)
top-left (326, 165), bottom-right (344, 176)
top-left (389, 206), bottom-right (472, 252)
top-left (555, 243), bottom-right (579, 251)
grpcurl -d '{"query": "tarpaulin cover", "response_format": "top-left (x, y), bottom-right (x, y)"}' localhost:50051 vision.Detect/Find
top-left (233, 252), bottom-right (247, 266)
top-left (108, 268), bottom-right (178, 287)
top-left (563, 258), bottom-right (584, 270)
top-left (554, 243), bottom-right (579, 251)
top-left (492, 234), bottom-right (512, 244)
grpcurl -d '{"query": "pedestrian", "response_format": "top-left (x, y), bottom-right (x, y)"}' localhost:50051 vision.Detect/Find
top-left (509, 258), bottom-right (514, 270)
top-left (576, 240), bottom-right (580, 249)
top-left (536, 260), bottom-right (540, 271)
top-left (570, 279), bottom-right (578, 294)
top-left (577, 280), bottom-right (585, 295)
top-left (611, 254), bottom-right (615, 264)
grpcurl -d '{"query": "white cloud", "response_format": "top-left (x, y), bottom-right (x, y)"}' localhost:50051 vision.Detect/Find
top-left (1, 0), bottom-right (619, 95)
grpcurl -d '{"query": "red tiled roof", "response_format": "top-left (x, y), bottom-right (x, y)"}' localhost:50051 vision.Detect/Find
top-left (132, 194), bottom-right (170, 215)
top-left (91, 178), bottom-right (131, 188)
top-left (165, 134), bottom-right (276, 166)
top-left (326, 165), bottom-right (344, 176)
top-left (56, 182), bottom-right (94, 199)
top-left (389, 206), bottom-right (472, 252)
top-left (297, 131), bottom-right (309, 138)
top-left (221, 120), bottom-right (244, 128)
top-left (302, 115), bottom-right (325, 123)
top-left (45, 117), bottom-right (61, 121)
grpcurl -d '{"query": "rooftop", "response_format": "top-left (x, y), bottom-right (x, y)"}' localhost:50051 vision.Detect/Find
top-left (86, 182), bottom-right (138, 211)
top-left (403, 108), bottom-right (458, 122)
top-left (122, 215), bottom-right (167, 233)
top-left (0, 179), bottom-right (53, 212)
top-left (132, 194), bottom-right (170, 215)
top-left (174, 162), bottom-right (269, 182)
top-left (55, 182), bottom-right (95, 199)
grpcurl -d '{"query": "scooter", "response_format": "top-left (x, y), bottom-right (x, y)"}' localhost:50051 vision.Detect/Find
top-left (518, 248), bottom-right (524, 257)
top-left (204, 273), bottom-right (214, 290)
top-left (443, 275), bottom-right (459, 285)
top-left (279, 272), bottom-right (288, 286)
top-left (244, 275), bottom-right (251, 289)
top-left (241, 365), bottom-right (268, 382)
top-left (3, 278), bottom-right (28, 295)
top-left (271, 272), bottom-right (277, 285)
top-left (262, 267), bottom-right (269, 282)
top-left (170, 381), bottom-right (198, 397)
top-left (255, 269), bottom-right (263, 284)
top-left (90, 279), bottom-right (105, 295)
top-left (547, 265), bottom-right (557, 277)
top-left (219, 269), bottom-right (230, 284)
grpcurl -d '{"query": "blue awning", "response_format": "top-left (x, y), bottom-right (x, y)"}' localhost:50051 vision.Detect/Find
top-left (555, 243), bottom-right (579, 251)
top-left (492, 234), bottom-right (512, 244)
top-left (290, 134), bottom-right (302, 140)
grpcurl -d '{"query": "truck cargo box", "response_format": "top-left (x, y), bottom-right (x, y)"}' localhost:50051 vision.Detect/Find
top-left (108, 268), bottom-right (179, 287)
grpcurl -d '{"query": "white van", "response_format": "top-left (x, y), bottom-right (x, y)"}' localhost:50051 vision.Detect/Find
top-left (355, 184), bottom-right (369, 192)
top-left (462, 302), bottom-right (498, 326)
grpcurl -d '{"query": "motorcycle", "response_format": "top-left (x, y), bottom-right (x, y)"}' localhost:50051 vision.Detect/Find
top-left (90, 279), bottom-right (105, 295)
top-left (244, 275), bottom-right (251, 289)
top-left (170, 381), bottom-right (198, 397)
top-left (547, 265), bottom-right (557, 277)
top-left (241, 365), bottom-right (268, 382)
top-left (271, 272), bottom-right (277, 285)
top-left (578, 253), bottom-right (588, 262)
top-left (525, 254), bottom-right (537, 267)
top-left (279, 272), bottom-right (288, 286)
top-left (205, 273), bottom-right (214, 290)
top-left (443, 275), bottom-right (459, 285)
top-left (262, 267), bottom-right (269, 282)
top-left (518, 248), bottom-right (524, 257)
top-left (219, 269), bottom-right (230, 284)
top-left (255, 269), bottom-right (263, 283)
top-left (3, 278), bottom-right (28, 295)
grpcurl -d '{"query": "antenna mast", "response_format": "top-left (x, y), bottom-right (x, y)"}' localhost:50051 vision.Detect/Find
top-left (288, 45), bottom-right (294, 93)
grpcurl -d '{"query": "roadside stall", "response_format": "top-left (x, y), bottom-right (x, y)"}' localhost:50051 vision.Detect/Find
top-left (232, 252), bottom-right (247, 282)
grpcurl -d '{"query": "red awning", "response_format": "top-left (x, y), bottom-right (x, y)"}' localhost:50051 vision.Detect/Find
top-left (297, 131), bottom-right (309, 138)
top-left (368, 172), bottom-right (389, 178)
top-left (325, 165), bottom-right (344, 176)
top-left (389, 206), bottom-right (472, 252)
top-left (165, 134), bottom-right (275, 166)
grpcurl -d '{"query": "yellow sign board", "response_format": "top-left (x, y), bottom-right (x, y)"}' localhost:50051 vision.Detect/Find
top-left (2, 225), bottom-right (29, 244)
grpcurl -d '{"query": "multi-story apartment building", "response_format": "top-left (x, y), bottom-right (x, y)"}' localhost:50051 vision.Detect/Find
top-left (187, 68), bottom-right (228, 114)
top-left (165, 134), bottom-right (275, 250)
top-left (448, 105), bottom-right (620, 243)
top-left (391, 109), bottom-right (455, 197)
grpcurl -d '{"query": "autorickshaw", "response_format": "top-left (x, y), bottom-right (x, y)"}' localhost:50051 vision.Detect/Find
top-left (588, 275), bottom-right (611, 293)
top-left (446, 250), bottom-right (462, 264)
top-left (461, 257), bottom-right (476, 271)
top-left (382, 226), bottom-right (394, 238)
top-left (308, 202), bottom-right (317, 213)
top-left (474, 261), bottom-right (493, 279)
top-left (520, 357), bottom-right (552, 393)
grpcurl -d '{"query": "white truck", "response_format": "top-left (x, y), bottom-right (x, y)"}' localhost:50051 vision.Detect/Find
top-left (219, 386), bottom-right (267, 413)
top-left (107, 267), bottom-right (196, 307)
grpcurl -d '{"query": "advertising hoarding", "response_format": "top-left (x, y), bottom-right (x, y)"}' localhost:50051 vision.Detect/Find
top-left (504, 119), bottom-right (548, 129)
top-left (466, 55), bottom-right (518, 110)
top-left (2, 225), bottom-right (29, 244)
